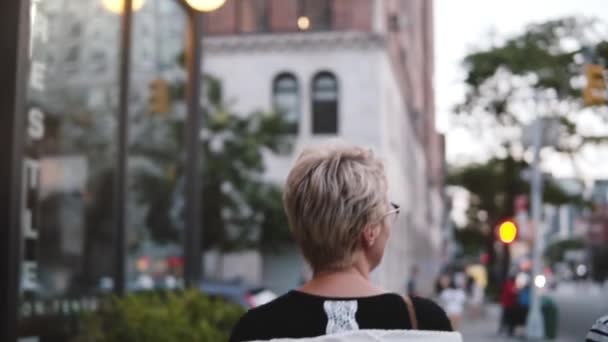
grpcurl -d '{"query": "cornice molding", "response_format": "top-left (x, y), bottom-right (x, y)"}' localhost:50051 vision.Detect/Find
top-left (203, 31), bottom-right (386, 54)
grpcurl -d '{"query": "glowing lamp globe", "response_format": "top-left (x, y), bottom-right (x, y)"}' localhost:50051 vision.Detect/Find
top-left (102, 0), bottom-right (145, 13)
top-left (185, 0), bottom-right (227, 12)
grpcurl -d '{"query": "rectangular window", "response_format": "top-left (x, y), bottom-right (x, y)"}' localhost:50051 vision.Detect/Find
top-left (312, 101), bottom-right (338, 134)
top-left (312, 73), bottom-right (338, 134)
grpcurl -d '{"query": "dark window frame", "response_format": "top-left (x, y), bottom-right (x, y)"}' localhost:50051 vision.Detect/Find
top-left (311, 71), bottom-right (339, 135)
top-left (272, 72), bottom-right (300, 134)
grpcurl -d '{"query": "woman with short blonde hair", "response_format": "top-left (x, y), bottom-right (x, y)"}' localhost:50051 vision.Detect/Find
top-left (283, 144), bottom-right (388, 272)
top-left (230, 143), bottom-right (453, 341)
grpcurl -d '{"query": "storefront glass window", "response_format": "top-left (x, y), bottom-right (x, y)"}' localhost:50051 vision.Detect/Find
top-left (127, 0), bottom-right (188, 292)
top-left (17, 0), bottom-right (188, 340)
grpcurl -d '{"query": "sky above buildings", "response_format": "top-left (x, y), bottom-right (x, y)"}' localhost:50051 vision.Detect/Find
top-left (435, 0), bottom-right (608, 182)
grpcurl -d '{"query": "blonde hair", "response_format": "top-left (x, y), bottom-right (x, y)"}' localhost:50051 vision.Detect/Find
top-left (283, 144), bottom-right (388, 272)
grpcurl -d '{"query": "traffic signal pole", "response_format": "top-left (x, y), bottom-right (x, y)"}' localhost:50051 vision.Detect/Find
top-left (526, 115), bottom-right (545, 340)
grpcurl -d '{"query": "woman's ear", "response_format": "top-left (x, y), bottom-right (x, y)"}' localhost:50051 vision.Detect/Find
top-left (361, 225), bottom-right (379, 247)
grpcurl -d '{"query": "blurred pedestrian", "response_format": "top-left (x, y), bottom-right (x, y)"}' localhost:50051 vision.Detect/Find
top-left (498, 276), bottom-right (517, 336)
top-left (466, 275), bottom-right (484, 319)
top-left (586, 314), bottom-right (608, 342)
top-left (515, 283), bottom-right (531, 328)
top-left (435, 273), bottom-right (451, 296)
top-left (229, 144), bottom-right (455, 342)
top-left (439, 277), bottom-right (467, 331)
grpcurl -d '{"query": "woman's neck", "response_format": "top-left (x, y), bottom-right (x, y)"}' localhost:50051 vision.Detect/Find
top-left (298, 264), bottom-right (385, 298)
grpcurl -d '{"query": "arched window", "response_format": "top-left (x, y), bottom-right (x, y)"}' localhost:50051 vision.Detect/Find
top-left (272, 73), bottom-right (300, 134)
top-left (312, 72), bottom-right (338, 134)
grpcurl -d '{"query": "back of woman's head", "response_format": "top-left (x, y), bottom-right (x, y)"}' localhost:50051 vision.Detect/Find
top-left (283, 143), bottom-right (387, 272)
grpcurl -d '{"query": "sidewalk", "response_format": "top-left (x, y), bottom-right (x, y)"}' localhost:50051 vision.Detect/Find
top-left (459, 304), bottom-right (568, 342)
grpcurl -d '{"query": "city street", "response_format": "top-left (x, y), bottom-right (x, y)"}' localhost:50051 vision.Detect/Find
top-left (553, 282), bottom-right (608, 340)
top-left (462, 281), bottom-right (608, 341)
top-left (3, 0), bottom-right (608, 340)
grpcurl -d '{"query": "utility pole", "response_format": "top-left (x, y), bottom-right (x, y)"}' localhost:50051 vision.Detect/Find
top-left (526, 116), bottom-right (545, 340)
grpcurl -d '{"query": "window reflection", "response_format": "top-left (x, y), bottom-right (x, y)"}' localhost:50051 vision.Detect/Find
top-left (312, 71), bottom-right (339, 134)
top-left (128, 0), bottom-right (188, 291)
top-left (273, 73), bottom-right (300, 134)
top-left (18, 0), bottom-right (189, 339)
top-left (24, 0), bottom-right (121, 302)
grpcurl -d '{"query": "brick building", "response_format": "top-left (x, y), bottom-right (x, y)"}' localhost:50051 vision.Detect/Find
top-left (201, 0), bottom-right (446, 295)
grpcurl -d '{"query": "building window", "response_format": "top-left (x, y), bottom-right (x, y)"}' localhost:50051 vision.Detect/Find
top-left (65, 45), bottom-right (80, 63)
top-left (273, 73), bottom-right (300, 134)
top-left (238, 0), bottom-right (268, 33)
top-left (298, 0), bottom-right (333, 31)
top-left (312, 72), bottom-right (338, 134)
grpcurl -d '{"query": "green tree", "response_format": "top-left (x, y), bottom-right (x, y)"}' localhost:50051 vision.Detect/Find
top-left (130, 75), bottom-right (294, 255)
top-left (447, 157), bottom-right (583, 281)
top-left (448, 156), bottom-right (579, 230)
top-left (450, 17), bottom-right (606, 282)
top-left (457, 17), bottom-right (608, 157)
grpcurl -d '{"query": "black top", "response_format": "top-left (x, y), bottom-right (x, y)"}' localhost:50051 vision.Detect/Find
top-left (229, 291), bottom-right (453, 341)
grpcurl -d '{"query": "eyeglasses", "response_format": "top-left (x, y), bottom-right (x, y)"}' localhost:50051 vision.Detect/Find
top-left (379, 202), bottom-right (400, 226)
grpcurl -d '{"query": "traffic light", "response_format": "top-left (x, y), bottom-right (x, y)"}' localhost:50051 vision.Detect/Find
top-left (149, 78), bottom-right (170, 115)
top-left (583, 64), bottom-right (606, 106)
top-left (498, 220), bottom-right (517, 244)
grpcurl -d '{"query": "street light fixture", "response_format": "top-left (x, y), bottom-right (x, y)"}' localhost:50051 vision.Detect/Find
top-left (297, 16), bottom-right (311, 31)
top-left (184, 0), bottom-right (226, 12)
top-left (179, 0), bottom-right (227, 288)
top-left (102, 0), bottom-right (145, 13)
top-left (107, 0), bottom-right (226, 296)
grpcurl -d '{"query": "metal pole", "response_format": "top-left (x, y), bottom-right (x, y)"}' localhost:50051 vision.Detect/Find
top-left (113, 0), bottom-right (133, 296)
top-left (183, 11), bottom-right (203, 288)
top-left (526, 117), bottom-right (545, 340)
top-left (1, 1), bottom-right (29, 339)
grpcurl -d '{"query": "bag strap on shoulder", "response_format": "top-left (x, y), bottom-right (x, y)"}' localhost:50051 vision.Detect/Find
top-left (402, 295), bottom-right (419, 330)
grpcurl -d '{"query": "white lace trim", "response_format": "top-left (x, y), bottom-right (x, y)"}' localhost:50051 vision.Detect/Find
top-left (323, 300), bottom-right (359, 335)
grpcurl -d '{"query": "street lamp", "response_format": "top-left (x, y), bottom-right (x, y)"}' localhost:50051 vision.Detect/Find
top-left (184, 0), bottom-right (226, 12)
top-left (107, 0), bottom-right (226, 296)
top-left (179, 0), bottom-right (226, 289)
top-left (102, 0), bottom-right (145, 13)
top-left (297, 16), bottom-right (311, 31)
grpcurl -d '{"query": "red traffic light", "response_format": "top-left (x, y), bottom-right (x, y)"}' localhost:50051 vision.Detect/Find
top-left (498, 220), bottom-right (517, 244)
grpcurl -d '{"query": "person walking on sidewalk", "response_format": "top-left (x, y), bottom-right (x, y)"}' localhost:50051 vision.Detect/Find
top-left (498, 276), bottom-right (517, 337)
top-left (229, 144), bottom-right (456, 342)
top-left (439, 277), bottom-right (467, 331)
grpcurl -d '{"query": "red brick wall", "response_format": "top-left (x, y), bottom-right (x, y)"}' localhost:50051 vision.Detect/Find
top-left (203, 0), bottom-right (372, 34)
top-left (204, 0), bottom-right (237, 34)
top-left (269, 0), bottom-right (299, 31)
top-left (333, 0), bottom-right (372, 31)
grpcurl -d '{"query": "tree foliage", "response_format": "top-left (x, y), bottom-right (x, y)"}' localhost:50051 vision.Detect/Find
top-left (457, 17), bottom-right (608, 154)
top-left (449, 17), bottom-right (602, 253)
top-left (72, 290), bottom-right (244, 342)
top-left (130, 76), bottom-right (295, 253)
top-left (448, 156), bottom-right (580, 228)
